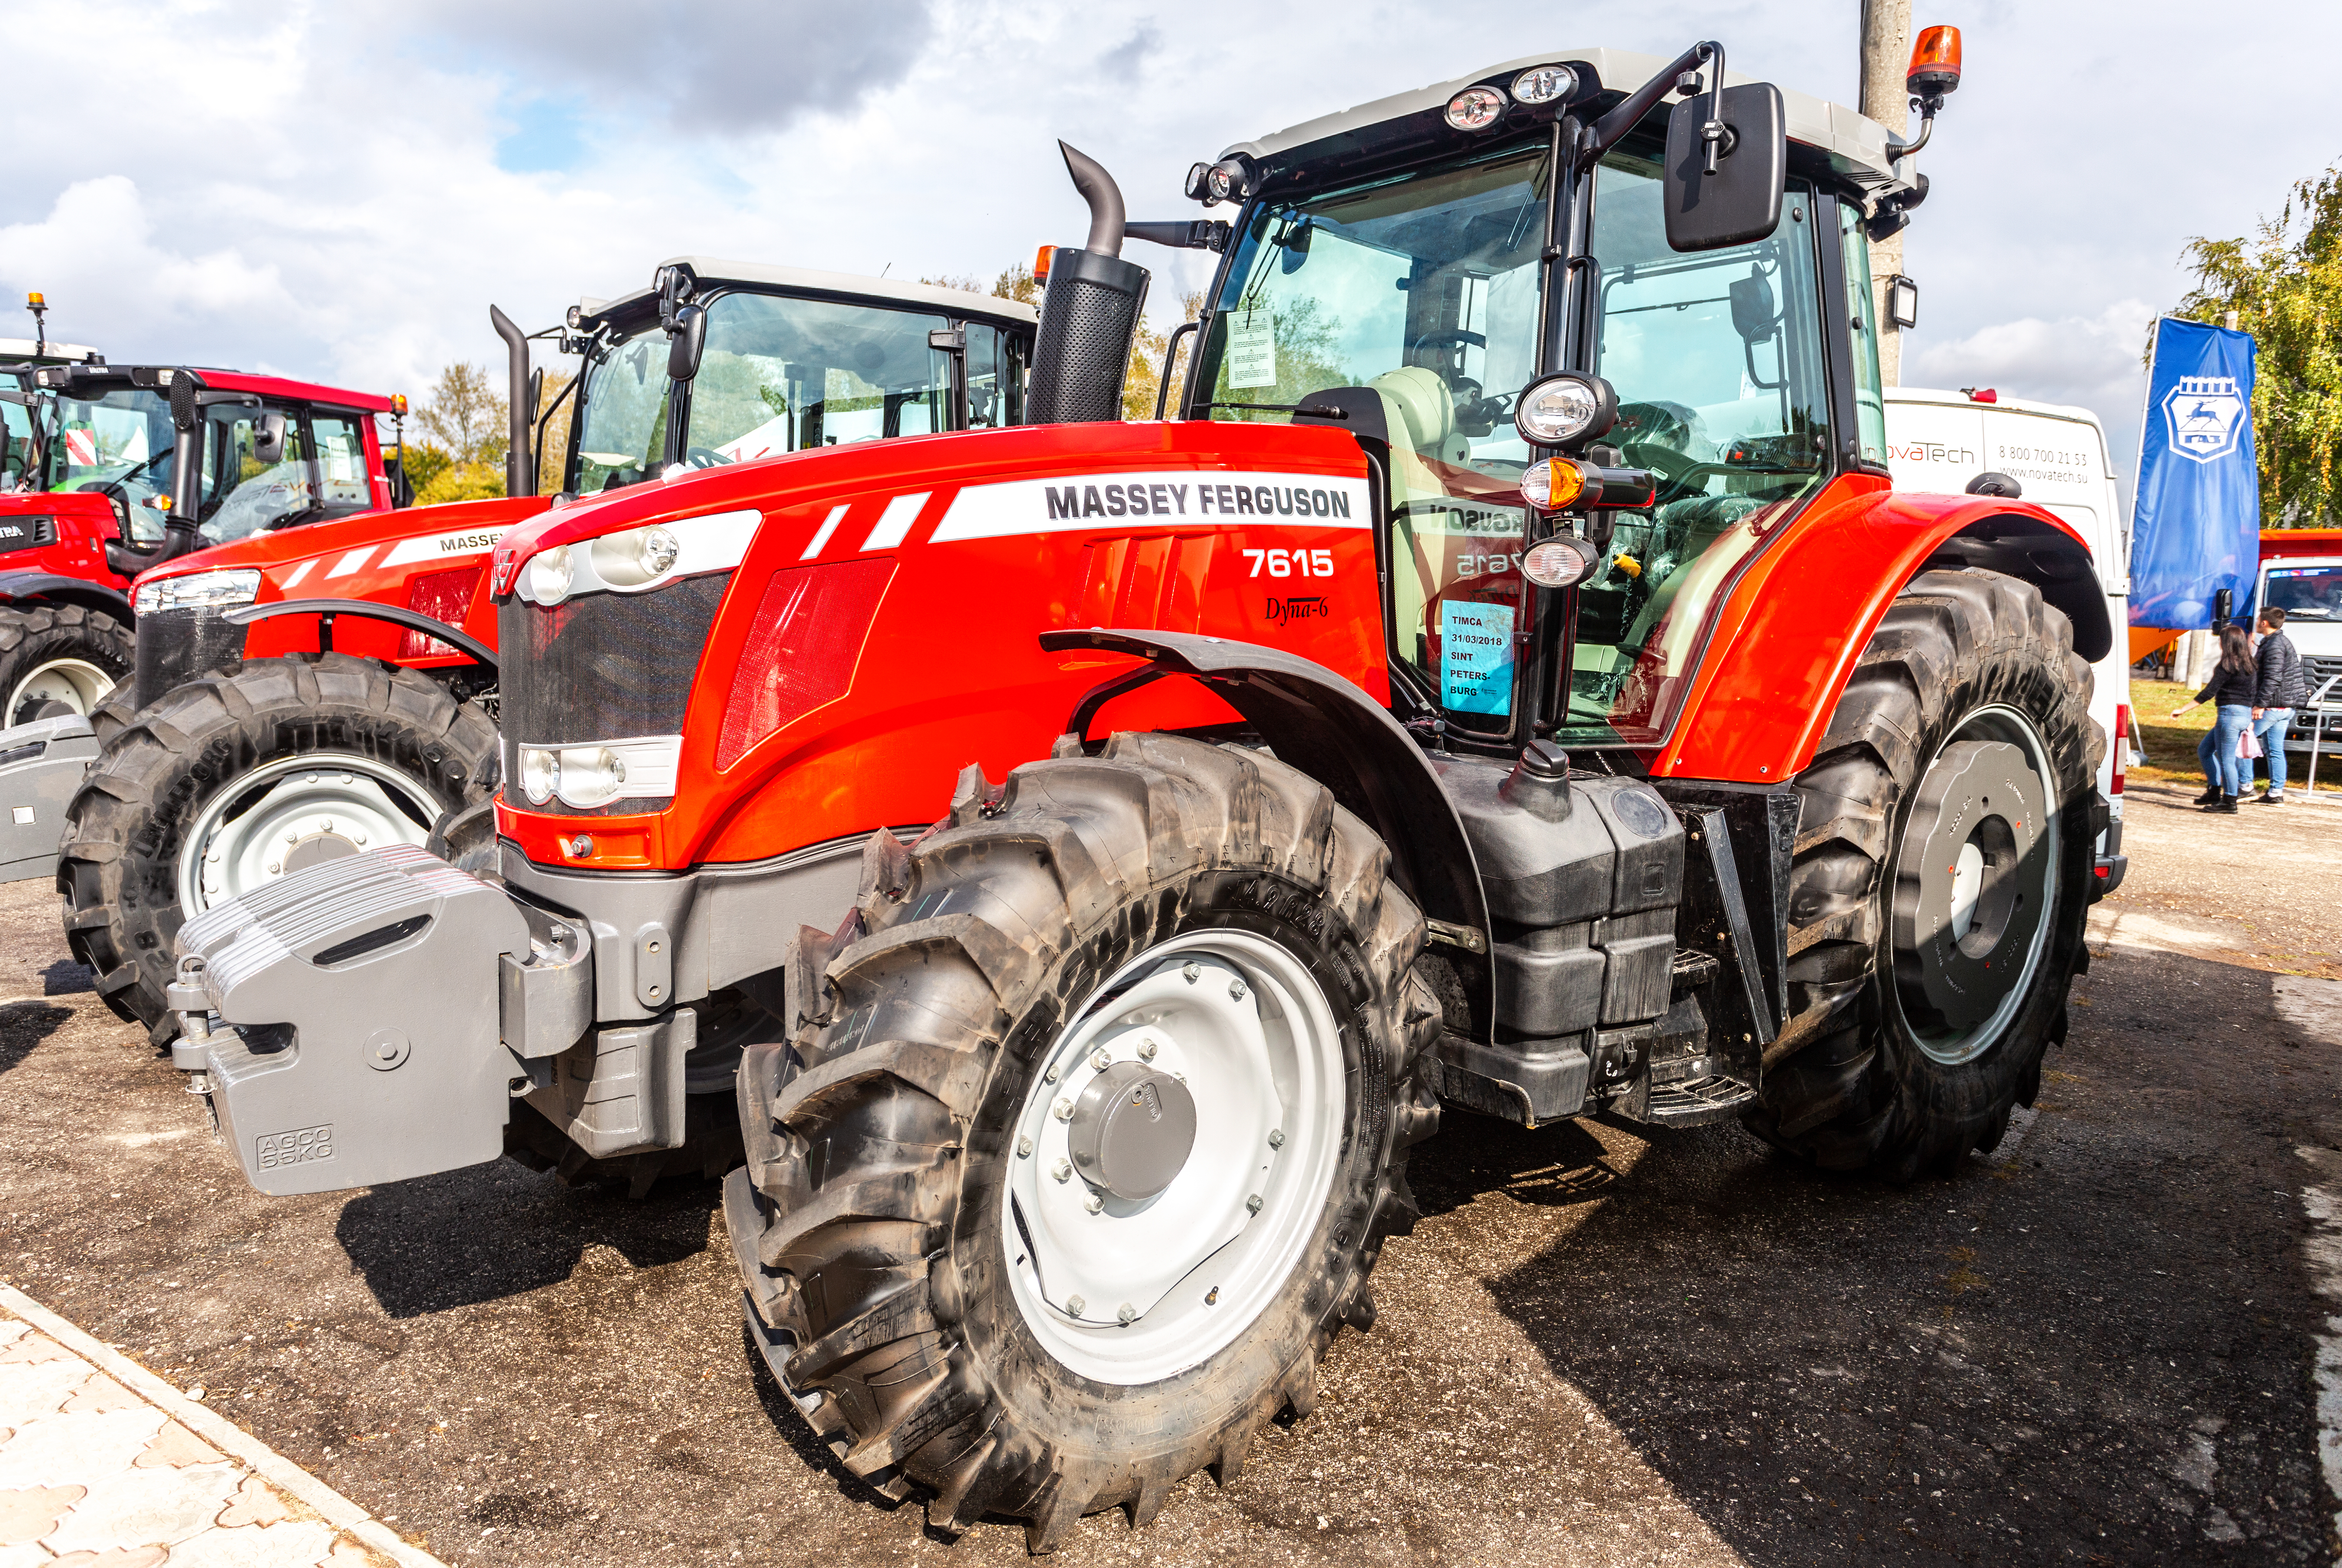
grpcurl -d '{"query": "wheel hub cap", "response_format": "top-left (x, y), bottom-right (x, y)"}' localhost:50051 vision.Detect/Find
top-left (1068, 1061), bottom-right (1197, 1200)
top-left (1892, 738), bottom-right (2050, 1039)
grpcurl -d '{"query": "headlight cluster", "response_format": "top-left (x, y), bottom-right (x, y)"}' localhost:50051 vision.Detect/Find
top-left (133, 568), bottom-right (262, 615)
top-left (514, 508), bottom-right (760, 606)
top-left (514, 735), bottom-right (681, 810)
top-left (1185, 155), bottom-right (1256, 204)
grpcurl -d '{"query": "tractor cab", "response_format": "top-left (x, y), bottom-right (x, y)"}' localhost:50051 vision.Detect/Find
top-left (1171, 46), bottom-right (1912, 755)
top-left (550, 261), bottom-right (1036, 495)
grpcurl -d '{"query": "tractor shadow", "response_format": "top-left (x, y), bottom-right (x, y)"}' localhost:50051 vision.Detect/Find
top-left (334, 1161), bottom-right (722, 1318)
top-left (1402, 941), bottom-right (2329, 1563)
top-left (0, 998), bottom-right (75, 1077)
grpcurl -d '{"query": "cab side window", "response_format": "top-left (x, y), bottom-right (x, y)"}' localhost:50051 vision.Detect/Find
top-left (199, 406), bottom-right (316, 543)
top-left (309, 414), bottom-right (374, 513)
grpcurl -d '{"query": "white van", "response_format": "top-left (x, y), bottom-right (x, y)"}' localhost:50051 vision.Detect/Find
top-left (1884, 387), bottom-right (2130, 887)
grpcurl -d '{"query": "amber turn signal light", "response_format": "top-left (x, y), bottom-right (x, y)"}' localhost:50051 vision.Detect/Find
top-left (1033, 245), bottom-right (1056, 284)
top-left (1518, 456), bottom-right (1587, 511)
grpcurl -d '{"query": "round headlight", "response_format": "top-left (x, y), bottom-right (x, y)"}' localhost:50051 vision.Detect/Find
top-left (635, 526), bottom-right (679, 577)
top-left (1205, 158), bottom-right (1251, 203)
top-left (1444, 85), bottom-right (1508, 132)
top-left (565, 304), bottom-right (583, 329)
top-left (1512, 65), bottom-right (1577, 105)
top-left (1518, 457), bottom-right (1588, 512)
top-left (1514, 373), bottom-right (1616, 448)
top-left (1185, 161), bottom-right (1212, 202)
top-left (556, 746), bottom-right (628, 808)
top-left (527, 545), bottom-right (574, 605)
top-left (1521, 537), bottom-right (1599, 590)
top-left (519, 747), bottom-right (559, 805)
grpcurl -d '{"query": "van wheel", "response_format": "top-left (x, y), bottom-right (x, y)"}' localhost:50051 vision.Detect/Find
top-left (0, 603), bottom-right (131, 727)
top-left (723, 733), bottom-right (1440, 1548)
top-left (57, 653), bottom-right (497, 1038)
top-left (1748, 569), bottom-right (2099, 1177)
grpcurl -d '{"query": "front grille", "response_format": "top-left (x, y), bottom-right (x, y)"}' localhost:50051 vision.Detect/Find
top-left (135, 605), bottom-right (249, 707)
top-left (2307, 655), bottom-right (2342, 702)
top-left (497, 573), bottom-right (732, 815)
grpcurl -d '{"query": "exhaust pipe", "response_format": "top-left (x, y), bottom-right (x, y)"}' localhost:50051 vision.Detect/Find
top-left (1025, 141), bottom-right (1151, 425)
top-left (491, 305), bottom-right (534, 498)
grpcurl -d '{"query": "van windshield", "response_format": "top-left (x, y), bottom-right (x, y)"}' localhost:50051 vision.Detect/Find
top-left (2266, 565), bottom-right (2342, 620)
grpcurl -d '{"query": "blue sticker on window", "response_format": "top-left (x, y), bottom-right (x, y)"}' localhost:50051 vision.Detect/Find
top-left (1440, 598), bottom-right (1514, 715)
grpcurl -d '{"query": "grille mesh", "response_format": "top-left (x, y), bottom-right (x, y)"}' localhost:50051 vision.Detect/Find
top-left (135, 606), bottom-right (248, 707)
top-left (499, 574), bottom-right (732, 750)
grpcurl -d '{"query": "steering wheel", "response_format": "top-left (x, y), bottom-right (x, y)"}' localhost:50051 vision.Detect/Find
top-left (1409, 330), bottom-right (1487, 385)
top-left (684, 445), bottom-right (735, 468)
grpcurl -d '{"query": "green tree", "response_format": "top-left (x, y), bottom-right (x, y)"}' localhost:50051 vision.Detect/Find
top-left (399, 440), bottom-right (453, 500)
top-left (2172, 164), bottom-right (2342, 526)
top-left (416, 362), bottom-right (508, 467)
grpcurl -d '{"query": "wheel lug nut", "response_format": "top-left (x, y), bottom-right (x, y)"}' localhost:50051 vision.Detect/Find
top-left (1044, 1063), bottom-right (1061, 1084)
top-left (1137, 1038), bottom-right (1158, 1061)
top-left (1246, 1193), bottom-right (1263, 1214)
top-left (320, 818), bottom-right (332, 832)
top-left (1117, 1304), bottom-right (1136, 1324)
top-left (267, 862), bottom-right (280, 875)
top-left (1016, 1136), bottom-right (1033, 1158)
top-left (1052, 1159), bottom-right (1071, 1183)
top-left (1182, 963), bottom-right (1200, 984)
top-left (1268, 1129), bottom-right (1285, 1149)
top-left (1089, 1047), bottom-right (1111, 1071)
top-left (1066, 1295), bottom-right (1085, 1317)
top-left (1229, 977), bottom-right (1247, 1000)
top-left (1085, 1193), bottom-right (1104, 1214)
top-left (1053, 1097), bottom-right (1074, 1122)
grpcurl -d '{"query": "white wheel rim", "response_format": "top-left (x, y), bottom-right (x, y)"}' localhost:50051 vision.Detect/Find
top-left (1002, 930), bottom-right (1347, 1387)
top-left (1898, 704), bottom-right (2061, 1067)
top-left (176, 753), bottom-right (443, 917)
top-left (8, 658), bottom-right (114, 723)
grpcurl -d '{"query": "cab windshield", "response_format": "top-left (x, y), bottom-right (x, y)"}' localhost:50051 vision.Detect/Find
top-left (39, 389), bottom-right (345, 543)
top-left (1192, 138), bottom-right (1837, 747)
top-left (571, 291), bottom-right (1030, 493)
top-left (2265, 565), bottom-right (2342, 621)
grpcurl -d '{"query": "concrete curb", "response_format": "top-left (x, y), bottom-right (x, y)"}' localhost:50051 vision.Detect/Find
top-left (0, 1282), bottom-right (448, 1567)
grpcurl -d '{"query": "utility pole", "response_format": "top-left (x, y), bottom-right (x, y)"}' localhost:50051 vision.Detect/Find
top-left (1859, 0), bottom-right (1911, 386)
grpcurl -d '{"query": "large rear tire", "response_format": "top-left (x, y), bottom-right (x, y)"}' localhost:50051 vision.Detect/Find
top-left (1747, 568), bottom-right (2100, 1177)
top-left (723, 732), bottom-right (1440, 1548)
top-left (57, 653), bottom-right (498, 1038)
top-left (0, 603), bottom-right (132, 728)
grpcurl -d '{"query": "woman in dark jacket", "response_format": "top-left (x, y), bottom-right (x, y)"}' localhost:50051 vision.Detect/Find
top-left (2171, 624), bottom-right (2259, 812)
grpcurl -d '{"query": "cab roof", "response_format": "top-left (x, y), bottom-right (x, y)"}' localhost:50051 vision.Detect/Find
top-left (578, 258), bottom-right (1039, 335)
top-left (27, 362), bottom-right (394, 414)
top-left (1223, 46), bottom-right (1911, 201)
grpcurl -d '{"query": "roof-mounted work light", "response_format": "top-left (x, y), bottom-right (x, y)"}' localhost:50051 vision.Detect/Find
top-left (1510, 65), bottom-right (1576, 106)
top-left (1444, 84), bottom-right (1507, 132)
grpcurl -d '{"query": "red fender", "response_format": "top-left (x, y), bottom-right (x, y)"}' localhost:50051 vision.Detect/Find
top-left (1653, 474), bottom-right (2101, 783)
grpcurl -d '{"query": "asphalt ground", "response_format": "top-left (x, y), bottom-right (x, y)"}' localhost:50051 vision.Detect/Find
top-left (1, 776), bottom-right (2338, 1566)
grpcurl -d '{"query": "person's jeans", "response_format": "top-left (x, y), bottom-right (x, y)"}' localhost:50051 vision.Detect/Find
top-left (2254, 709), bottom-right (2295, 793)
top-left (2199, 704), bottom-right (2253, 795)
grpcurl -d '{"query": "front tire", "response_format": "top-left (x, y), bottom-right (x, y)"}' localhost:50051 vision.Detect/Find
top-left (0, 603), bottom-right (132, 727)
top-left (1748, 568), bottom-right (2100, 1177)
top-left (724, 732), bottom-right (1440, 1548)
top-left (57, 653), bottom-right (498, 1037)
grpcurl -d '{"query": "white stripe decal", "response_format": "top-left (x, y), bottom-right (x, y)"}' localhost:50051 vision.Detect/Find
top-left (324, 547), bottom-right (376, 579)
top-left (379, 525), bottom-right (515, 569)
top-left (929, 471), bottom-right (1371, 543)
top-left (278, 559), bottom-right (314, 590)
top-left (860, 492), bottom-right (930, 551)
top-left (802, 504), bottom-right (848, 560)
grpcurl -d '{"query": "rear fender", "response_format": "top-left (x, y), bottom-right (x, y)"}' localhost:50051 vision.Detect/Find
top-left (1655, 487), bottom-right (2106, 783)
top-left (1038, 627), bottom-right (1494, 1019)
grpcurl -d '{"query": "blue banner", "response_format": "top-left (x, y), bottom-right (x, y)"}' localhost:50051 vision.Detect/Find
top-left (2130, 317), bottom-right (2260, 629)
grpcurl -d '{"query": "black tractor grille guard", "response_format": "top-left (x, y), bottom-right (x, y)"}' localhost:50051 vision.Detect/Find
top-left (135, 605), bottom-right (250, 708)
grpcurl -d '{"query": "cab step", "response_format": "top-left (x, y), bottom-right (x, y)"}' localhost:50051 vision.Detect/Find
top-left (1642, 1072), bottom-right (1757, 1127)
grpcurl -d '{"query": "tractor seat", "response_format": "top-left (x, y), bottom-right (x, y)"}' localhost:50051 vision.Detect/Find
top-left (1368, 367), bottom-right (1470, 466)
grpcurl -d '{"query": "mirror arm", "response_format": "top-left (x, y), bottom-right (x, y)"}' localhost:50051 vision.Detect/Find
top-left (1581, 40), bottom-right (1719, 169)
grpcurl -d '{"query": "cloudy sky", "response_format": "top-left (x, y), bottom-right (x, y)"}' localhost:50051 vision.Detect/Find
top-left (4, 0), bottom-right (2336, 483)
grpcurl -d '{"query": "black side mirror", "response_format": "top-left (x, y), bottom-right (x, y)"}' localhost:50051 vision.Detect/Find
top-left (251, 410), bottom-right (288, 465)
top-left (1662, 83), bottom-right (1786, 252)
top-left (667, 305), bottom-right (708, 383)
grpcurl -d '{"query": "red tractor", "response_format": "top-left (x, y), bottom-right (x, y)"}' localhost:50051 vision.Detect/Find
top-left (166, 34), bottom-right (2107, 1549)
top-left (59, 264), bottom-right (1036, 1040)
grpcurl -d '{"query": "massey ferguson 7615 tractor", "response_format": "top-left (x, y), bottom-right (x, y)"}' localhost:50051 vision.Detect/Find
top-left (164, 33), bottom-right (2111, 1548)
top-left (58, 264), bottom-right (1035, 1043)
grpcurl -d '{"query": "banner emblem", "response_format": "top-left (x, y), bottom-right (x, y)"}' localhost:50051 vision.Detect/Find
top-left (2161, 374), bottom-right (2247, 464)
